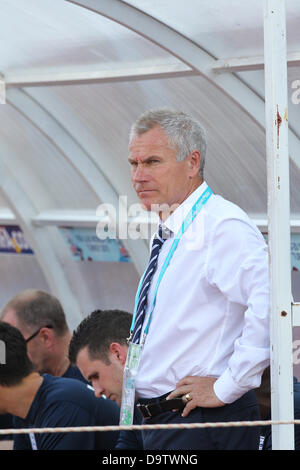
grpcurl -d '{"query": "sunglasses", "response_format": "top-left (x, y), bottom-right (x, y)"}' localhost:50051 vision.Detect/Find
top-left (25, 324), bottom-right (53, 343)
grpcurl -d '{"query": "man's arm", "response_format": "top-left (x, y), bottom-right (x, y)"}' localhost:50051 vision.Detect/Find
top-left (169, 217), bottom-right (269, 414)
top-left (208, 218), bottom-right (270, 404)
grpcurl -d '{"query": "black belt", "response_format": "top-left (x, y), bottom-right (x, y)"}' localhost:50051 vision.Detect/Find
top-left (137, 396), bottom-right (185, 419)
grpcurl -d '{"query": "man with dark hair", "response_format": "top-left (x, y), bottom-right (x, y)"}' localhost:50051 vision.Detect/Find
top-left (69, 309), bottom-right (130, 403)
top-left (69, 309), bottom-right (143, 450)
top-left (0, 322), bottom-right (34, 388)
top-left (0, 321), bottom-right (120, 450)
top-left (1, 289), bottom-right (84, 380)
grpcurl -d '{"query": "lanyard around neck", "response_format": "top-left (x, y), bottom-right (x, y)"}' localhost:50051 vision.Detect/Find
top-left (130, 185), bottom-right (213, 344)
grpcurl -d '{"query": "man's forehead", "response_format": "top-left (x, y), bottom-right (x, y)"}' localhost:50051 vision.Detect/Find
top-left (130, 126), bottom-right (170, 148)
top-left (129, 134), bottom-right (176, 164)
top-left (77, 346), bottom-right (91, 363)
top-left (77, 347), bottom-right (104, 368)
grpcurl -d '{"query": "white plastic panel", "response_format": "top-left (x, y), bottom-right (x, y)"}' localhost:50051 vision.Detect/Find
top-left (0, 254), bottom-right (50, 311)
top-left (0, 102), bottom-right (100, 211)
top-left (0, 0), bottom-right (183, 80)
top-left (124, 0), bottom-right (300, 57)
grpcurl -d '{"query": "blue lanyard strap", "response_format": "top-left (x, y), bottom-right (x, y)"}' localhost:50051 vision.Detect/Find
top-left (130, 185), bottom-right (213, 340)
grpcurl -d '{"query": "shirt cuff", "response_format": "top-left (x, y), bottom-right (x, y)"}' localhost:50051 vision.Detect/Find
top-left (213, 368), bottom-right (250, 404)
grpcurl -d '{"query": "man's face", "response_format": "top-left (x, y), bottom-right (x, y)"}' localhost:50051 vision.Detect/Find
top-left (76, 345), bottom-right (126, 406)
top-left (129, 125), bottom-right (194, 213)
top-left (1, 309), bottom-right (46, 373)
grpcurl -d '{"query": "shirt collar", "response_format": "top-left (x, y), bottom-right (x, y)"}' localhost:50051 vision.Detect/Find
top-left (159, 181), bottom-right (208, 236)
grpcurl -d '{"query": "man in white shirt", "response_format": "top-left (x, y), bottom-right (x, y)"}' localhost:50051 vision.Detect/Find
top-left (127, 108), bottom-right (270, 450)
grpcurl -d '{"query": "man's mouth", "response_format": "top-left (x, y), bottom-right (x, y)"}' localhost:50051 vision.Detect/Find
top-left (137, 189), bottom-right (156, 195)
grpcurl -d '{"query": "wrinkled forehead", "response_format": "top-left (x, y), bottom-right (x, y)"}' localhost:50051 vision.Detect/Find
top-left (130, 125), bottom-right (173, 147)
top-left (129, 126), bottom-right (176, 160)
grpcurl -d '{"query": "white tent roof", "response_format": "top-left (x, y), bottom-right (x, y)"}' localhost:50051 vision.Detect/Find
top-left (0, 0), bottom-right (299, 328)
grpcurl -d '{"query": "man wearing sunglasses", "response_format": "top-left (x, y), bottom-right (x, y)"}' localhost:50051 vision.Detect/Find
top-left (1, 289), bottom-right (84, 381)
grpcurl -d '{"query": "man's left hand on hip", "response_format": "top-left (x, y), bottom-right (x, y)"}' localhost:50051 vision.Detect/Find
top-left (166, 376), bottom-right (225, 417)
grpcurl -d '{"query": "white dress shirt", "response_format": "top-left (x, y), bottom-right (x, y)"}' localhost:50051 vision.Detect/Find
top-left (135, 181), bottom-right (270, 404)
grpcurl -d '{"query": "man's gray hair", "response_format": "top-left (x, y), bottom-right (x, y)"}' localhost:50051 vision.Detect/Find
top-left (129, 108), bottom-right (207, 178)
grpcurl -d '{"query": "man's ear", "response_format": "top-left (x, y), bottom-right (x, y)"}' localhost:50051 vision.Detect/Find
top-left (187, 150), bottom-right (201, 177)
top-left (109, 342), bottom-right (128, 365)
top-left (39, 327), bottom-right (55, 349)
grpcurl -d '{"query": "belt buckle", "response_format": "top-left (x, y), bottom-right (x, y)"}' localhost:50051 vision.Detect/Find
top-left (137, 403), bottom-right (152, 419)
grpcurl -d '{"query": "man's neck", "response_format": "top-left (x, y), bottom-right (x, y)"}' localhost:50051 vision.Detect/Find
top-left (1, 373), bottom-right (43, 419)
top-left (51, 355), bottom-right (70, 377)
top-left (45, 331), bottom-right (72, 377)
top-left (159, 178), bottom-right (204, 222)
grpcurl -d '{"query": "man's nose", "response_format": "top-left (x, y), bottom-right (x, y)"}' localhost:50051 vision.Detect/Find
top-left (93, 382), bottom-right (105, 398)
top-left (132, 163), bottom-right (148, 183)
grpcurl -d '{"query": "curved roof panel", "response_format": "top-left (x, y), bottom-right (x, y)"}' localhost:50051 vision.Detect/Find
top-left (0, 100), bottom-right (100, 211)
top-left (0, 0), bottom-right (299, 334)
top-left (124, 0), bottom-right (300, 56)
top-left (0, 0), bottom-right (184, 85)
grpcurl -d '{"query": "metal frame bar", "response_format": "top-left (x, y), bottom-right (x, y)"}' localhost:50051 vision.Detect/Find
top-left (0, 208), bottom-right (16, 224)
top-left (3, 63), bottom-right (196, 88)
top-left (264, 0), bottom-right (294, 450)
top-left (212, 51), bottom-right (300, 73)
top-left (4, 208), bottom-right (300, 233)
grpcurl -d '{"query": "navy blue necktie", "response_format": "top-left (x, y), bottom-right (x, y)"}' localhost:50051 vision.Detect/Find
top-left (131, 225), bottom-right (168, 344)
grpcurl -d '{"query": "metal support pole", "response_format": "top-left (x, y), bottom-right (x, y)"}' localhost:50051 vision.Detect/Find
top-left (263, 0), bottom-right (294, 450)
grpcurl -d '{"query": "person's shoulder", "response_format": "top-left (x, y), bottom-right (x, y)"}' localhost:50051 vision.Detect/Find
top-left (207, 194), bottom-right (250, 222)
top-left (45, 376), bottom-right (119, 414)
top-left (94, 395), bottom-right (120, 419)
top-left (42, 373), bottom-right (82, 389)
top-left (62, 364), bottom-right (88, 384)
top-left (206, 194), bottom-right (262, 236)
top-left (41, 374), bottom-right (93, 404)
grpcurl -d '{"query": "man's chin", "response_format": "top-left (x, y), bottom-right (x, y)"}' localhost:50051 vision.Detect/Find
top-left (108, 394), bottom-right (121, 407)
top-left (140, 201), bottom-right (153, 212)
top-left (138, 197), bottom-right (162, 213)
top-left (136, 191), bottom-right (159, 210)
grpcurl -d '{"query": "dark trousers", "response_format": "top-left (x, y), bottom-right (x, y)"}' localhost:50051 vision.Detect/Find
top-left (139, 390), bottom-right (260, 450)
